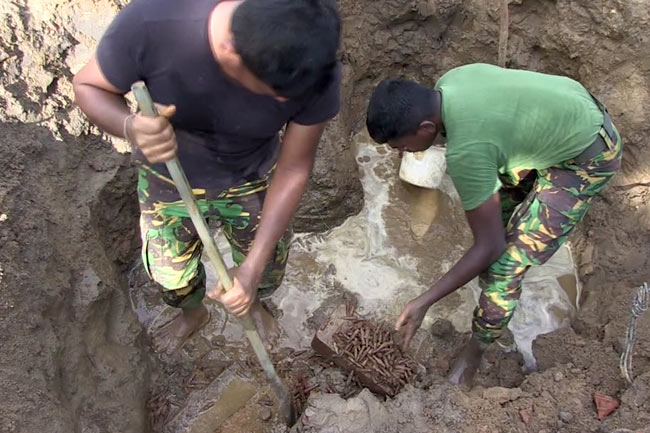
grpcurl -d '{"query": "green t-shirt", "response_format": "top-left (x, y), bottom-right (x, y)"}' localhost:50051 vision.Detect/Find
top-left (434, 63), bottom-right (604, 211)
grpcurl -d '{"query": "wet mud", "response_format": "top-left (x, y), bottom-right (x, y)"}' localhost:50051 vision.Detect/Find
top-left (129, 132), bottom-right (585, 432)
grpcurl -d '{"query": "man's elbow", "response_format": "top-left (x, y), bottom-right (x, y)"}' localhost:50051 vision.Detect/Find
top-left (287, 165), bottom-right (312, 186)
top-left (488, 238), bottom-right (507, 263)
top-left (71, 67), bottom-right (97, 108)
top-left (277, 158), bottom-right (314, 180)
top-left (71, 73), bottom-right (85, 106)
top-left (476, 237), bottom-right (506, 264)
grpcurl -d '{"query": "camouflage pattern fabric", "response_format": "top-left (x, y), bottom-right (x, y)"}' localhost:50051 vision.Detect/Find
top-left (137, 164), bottom-right (291, 309)
top-left (472, 124), bottom-right (623, 344)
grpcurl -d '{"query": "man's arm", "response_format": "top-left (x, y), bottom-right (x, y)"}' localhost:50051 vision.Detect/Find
top-left (73, 56), bottom-right (178, 163)
top-left (247, 121), bottom-right (325, 268)
top-left (215, 121), bottom-right (326, 315)
top-left (73, 55), bottom-right (132, 136)
top-left (396, 192), bottom-right (507, 346)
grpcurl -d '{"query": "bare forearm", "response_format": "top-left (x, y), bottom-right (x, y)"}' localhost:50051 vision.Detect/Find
top-left (242, 121), bottom-right (324, 274)
top-left (418, 243), bottom-right (504, 307)
top-left (417, 194), bottom-right (508, 308)
top-left (73, 83), bottom-right (131, 137)
top-left (244, 167), bottom-right (308, 271)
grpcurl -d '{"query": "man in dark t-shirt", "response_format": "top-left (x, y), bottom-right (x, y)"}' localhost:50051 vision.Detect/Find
top-left (73, 0), bottom-right (341, 354)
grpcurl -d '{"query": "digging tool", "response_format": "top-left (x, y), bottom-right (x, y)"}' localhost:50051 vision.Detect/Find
top-left (131, 81), bottom-right (296, 426)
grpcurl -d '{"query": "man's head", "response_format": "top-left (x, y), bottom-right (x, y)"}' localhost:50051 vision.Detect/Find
top-left (366, 78), bottom-right (441, 152)
top-left (226, 0), bottom-right (340, 100)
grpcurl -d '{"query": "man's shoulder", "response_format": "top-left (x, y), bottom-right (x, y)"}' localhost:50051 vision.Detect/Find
top-left (439, 63), bottom-right (498, 81)
top-left (119, 0), bottom-right (215, 24)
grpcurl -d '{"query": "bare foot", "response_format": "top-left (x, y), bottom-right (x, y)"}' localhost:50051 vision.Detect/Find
top-left (249, 300), bottom-right (280, 349)
top-left (448, 338), bottom-right (487, 388)
top-left (152, 304), bottom-right (210, 355)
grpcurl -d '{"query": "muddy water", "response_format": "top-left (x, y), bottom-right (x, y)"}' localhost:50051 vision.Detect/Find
top-left (128, 130), bottom-right (582, 430)
top-left (272, 130), bottom-right (581, 370)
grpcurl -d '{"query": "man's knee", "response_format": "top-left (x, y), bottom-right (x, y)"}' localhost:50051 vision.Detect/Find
top-left (472, 304), bottom-right (514, 344)
top-left (257, 263), bottom-right (288, 299)
top-left (472, 280), bottom-right (521, 344)
top-left (256, 230), bottom-right (292, 298)
top-left (153, 265), bottom-right (206, 309)
top-left (160, 285), bottom-right (206, 309)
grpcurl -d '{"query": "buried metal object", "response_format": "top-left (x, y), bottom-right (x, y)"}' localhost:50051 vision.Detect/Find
top-left (311, 304), bottom-right (423, 397)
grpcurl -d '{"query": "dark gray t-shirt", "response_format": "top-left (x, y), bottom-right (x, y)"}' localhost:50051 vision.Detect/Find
top-left (97, 0), bottom-right (341, 190)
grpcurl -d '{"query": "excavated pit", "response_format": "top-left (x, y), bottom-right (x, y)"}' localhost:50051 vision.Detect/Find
top-left (1, 0), bottom-right (650, 432)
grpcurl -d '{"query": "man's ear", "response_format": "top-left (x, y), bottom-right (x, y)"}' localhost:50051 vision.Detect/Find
top-left (417, 120), bottom-right (437, 137)
top-left (220, 39), bottom-right (242, 67)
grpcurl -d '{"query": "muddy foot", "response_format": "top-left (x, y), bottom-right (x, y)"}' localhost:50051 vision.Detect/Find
top-left (249, 300), bottom-right (281, 349)
top-left (152, 304), bottom-right (210, 355)
top-left (448, 338), bottom-right (486, 388)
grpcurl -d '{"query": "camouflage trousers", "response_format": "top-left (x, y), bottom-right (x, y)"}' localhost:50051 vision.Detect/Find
top-left (472, 122), bottom-right (623, 344)
top-left (137, 165), bottom-right (291, 309)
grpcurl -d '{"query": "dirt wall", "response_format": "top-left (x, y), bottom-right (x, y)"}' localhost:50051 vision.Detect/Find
top-left (0, 122), bottom-right (148, 432)
top-left (1, 0), bottom-right (649, 432)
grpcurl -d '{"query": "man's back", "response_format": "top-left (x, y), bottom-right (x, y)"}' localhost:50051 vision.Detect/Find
top-left (437, 63), bottom-right (603, 165)
top-left (436, 63), bottom-right (604, 210)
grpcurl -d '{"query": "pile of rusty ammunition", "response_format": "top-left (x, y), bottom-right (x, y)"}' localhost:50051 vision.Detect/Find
top-left (331, 318), bottom-right (418, 396)
top-left (290, 374), bottom-right (319, 415)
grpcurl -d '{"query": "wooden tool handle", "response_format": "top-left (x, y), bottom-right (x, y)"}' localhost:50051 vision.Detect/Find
top-left (130, 81), bottom-right (295, 425)
top-left (131, 81), bottom-right (233, 291)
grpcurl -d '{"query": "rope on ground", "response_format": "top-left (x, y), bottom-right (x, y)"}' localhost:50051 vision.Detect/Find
top-left (620, 282), bottom-right (649, 384)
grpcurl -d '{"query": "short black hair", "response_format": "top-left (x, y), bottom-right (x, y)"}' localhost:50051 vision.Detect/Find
top-left (232, 0), bottom-right (340, 100)
top-left (366, 78), bottom-right (435, 144)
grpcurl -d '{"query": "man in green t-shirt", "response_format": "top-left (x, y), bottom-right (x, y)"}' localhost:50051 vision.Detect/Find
top-left (366, 63), bottom-right (622, 386)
